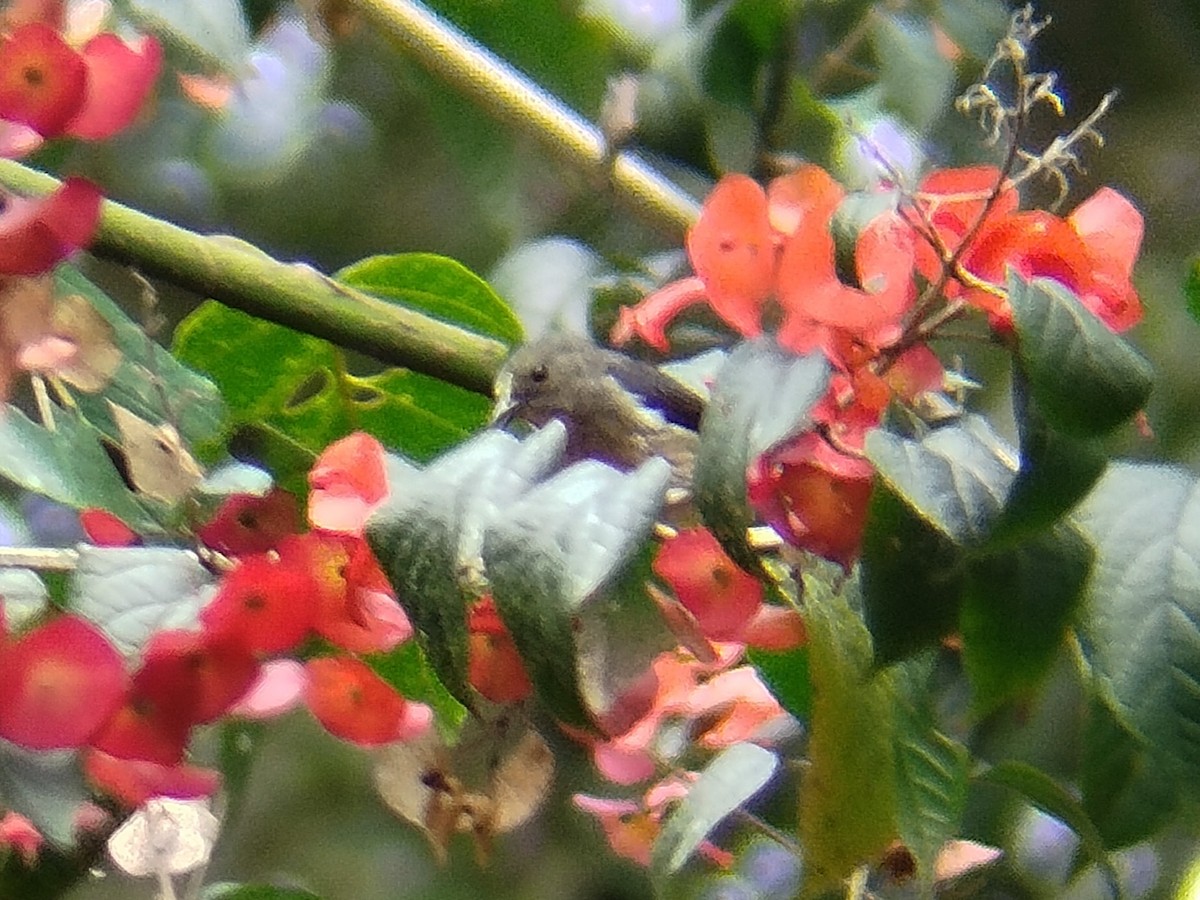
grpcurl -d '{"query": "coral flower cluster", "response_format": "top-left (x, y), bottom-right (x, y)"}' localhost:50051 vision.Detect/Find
top-left (0, 433), bottom-right (428, 824)
top-left (614, 164), bottom-right (1143, 565)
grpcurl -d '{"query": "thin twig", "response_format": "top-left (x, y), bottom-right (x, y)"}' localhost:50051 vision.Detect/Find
top-left (0, 547), bottom-right (81, 571)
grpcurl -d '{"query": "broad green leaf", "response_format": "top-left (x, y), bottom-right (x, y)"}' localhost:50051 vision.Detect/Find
top-left (118, 0), bottom-right (251, 73)
top-left (872, 12), bottom-right (955, 131)
top-left (483, 458), bottom-right (671, 729)
top-left (1074, 462), bottom-right (1200, 788)
top-left (70, 546), bottom-right (216, 655)
top-left (173, 302), bottom-right (489, 479)
top-left (0, 405), bottom-right (162, 533)
top-left (862, 417), bottom-right (1013, 661)
top-left (987, 370), bottom-right (1106, 545)
top-left (56, 267), bottom-right (225, 452)
top-left (1187, 254), bottom-right (1200, 325)
top-left (799, 592), bottom-right (898, 896)
top-left (750, 644), bottom-right (811, 721)
top-left (338, 253), bottom-right (523, 347)
top-left (977, 761), bottom-right (1119, 895)
top-left (1007, 274), bottom-right (1153, 439)
top-left (0, 740), bottom-right (88, 849)
top-left (960, 526), bottom-right (1092, 713)
top-left (860, 481), bottom-right (966, 663)
top-left (694, 340), bottom-right (829, 573)
top-left (1082, 700), bottom-right (1178, 850)
top-left (366, 642), bottom-right (468, 739)
top-left (891, 657), bottom-right (970, 887)
top-left (367, 428), bottom-right (566, 712)
top-left (864, 416), bottom-right (1016, 546)
top-left (651, 743), bottom-right (778, 881)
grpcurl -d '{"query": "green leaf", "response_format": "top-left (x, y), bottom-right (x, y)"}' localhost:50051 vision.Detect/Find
top-left (872, 12), bottom-right (955, 131)
top-left (1081, 700), bottom-right (1178, 850)
top-left (366, 642), bottom-right (468, 739)
top-left (987, 369), bottom-right (1106, 544)
top-left (1074, 462), bottom-right (1200, 788)
top-left (69, 546), bottom-right (216, 655)
top-left (1187, 254), bottom-right (1200, 325)
top-left (337, 253), bottom-right (523, 347)
top-left (694, 340), bottom-right (829, 573)
top-left (862, 417), bottom-right (1015, 662)
top-left (651, 743), bottom-right (778, 880)
top-left (366, 428), bottom-right (567, 710)
top-left (56, 267), bottom-right (225, 452)
top-left (750, 643), bottom-right (811, 721)
top-left (960, 526), bottom-right (1092, 713)
top-left (861, 483), bottom-right (965, 663)
top-left (0, 740), bottom-right (89, 849)
top-left (173, 302), bottom-right (489, 474)
top-left (0, 405), bottom-right (162, 533)
top-left (891, 657), bottom-right (970, 887)
top-left (483, 458), bottom-right (671, 728)
top-left (799, 591), bottom-right (898, 896)
top-left (1007, 273), bottom-right (1153, 439)
top-left (865, 416), bottom-right (1016, 546)
top-left (977, 761), bottom-right (1119, 895)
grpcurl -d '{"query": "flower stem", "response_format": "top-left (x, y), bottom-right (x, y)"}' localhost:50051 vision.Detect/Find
top-left (0, 160), bottom-right (508, 395)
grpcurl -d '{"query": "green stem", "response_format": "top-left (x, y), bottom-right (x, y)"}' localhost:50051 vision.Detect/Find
top-left (350, 0), bottom-right (701, 235)
top-left (0, 160), bottom-right (508, 395)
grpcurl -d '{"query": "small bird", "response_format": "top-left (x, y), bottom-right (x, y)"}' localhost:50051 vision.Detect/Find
top-left (491, 332), bottom-right (704, 491)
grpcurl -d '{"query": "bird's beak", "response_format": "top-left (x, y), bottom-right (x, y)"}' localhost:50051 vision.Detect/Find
top-left (490, 370), bottom-right (517, 426)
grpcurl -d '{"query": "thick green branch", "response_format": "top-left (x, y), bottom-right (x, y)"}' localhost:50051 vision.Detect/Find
top-left (0, 160), bottom-right (508, 395)
top-left (351, 0), bottom-right (701, 235)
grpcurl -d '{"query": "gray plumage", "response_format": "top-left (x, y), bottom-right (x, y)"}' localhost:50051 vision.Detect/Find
top-left (491, 333), bottom-right (703, 491)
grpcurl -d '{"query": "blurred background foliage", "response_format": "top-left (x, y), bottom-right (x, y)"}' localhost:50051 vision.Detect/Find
top-left (31, 0), bottom-right (1200, 896)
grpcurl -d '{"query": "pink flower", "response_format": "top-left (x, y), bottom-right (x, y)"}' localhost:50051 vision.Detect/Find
top-left (308, 432), bottom-right (389, 534)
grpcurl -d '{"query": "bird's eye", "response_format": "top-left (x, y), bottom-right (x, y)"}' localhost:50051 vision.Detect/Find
top-left (529, 364), bottom-right (549, 383)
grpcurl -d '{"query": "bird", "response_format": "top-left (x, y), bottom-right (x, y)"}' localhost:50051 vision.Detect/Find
top-left (490, 332), bottom-right (704, 493)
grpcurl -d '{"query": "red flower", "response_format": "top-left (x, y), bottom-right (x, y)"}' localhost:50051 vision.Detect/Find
top-left (467, 596), bottom-right (532, 704)
top-left (0, 812), bottom-right (42, 865)
top-left (277, 532), bottom-right (411, 654)
top-left (303, 656), bottom-right (429, 746)
top-left (0, 614), bottom-right (127, 749)
top-left (89, 641), bottom-right (205, 766)
top-left (652, 528), bottom-right (762, 643)
top-left (82, 749), bottom-right (219, 809)
top-left (80, 508), bottom-right (138, 546)
top-left (0, 22), bottom-right (160, 147)
top-left (308, 432), bottom-right (389, 534)
top-left (0, 24), bottom-right (86, 136)
top-left (748, 434), bottom-right (874, 568)
top-left (613, 165), bottom-right (916, 367)
top-left (0, 177), bottom-right (102, 275)
top-left (67, 33), bottom-right (161, 141)
top-left (197, 488), bottom-right (302, 556)
top-left (200, 553), bottom-right (317, 655)
top-left (913, 168), bottom-right (1143, 332)
top-left (574, 775), bottom-right (733, 869)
